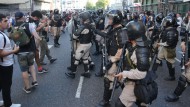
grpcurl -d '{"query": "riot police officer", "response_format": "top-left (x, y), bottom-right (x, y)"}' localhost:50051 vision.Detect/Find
top-left (122, 9), bottom-right (132, 26)
top-left (93, 9), bottom-right (105, 55)
top-left (157, 13), bottom-right (178, 81)
top-left (51, 9), bottom-right (62, 47)
top-left (114, 19), bottom-right (150, 107)
top-left (95, 9), bottom-right (123, 107)
top-left (165, 11), bottom-right (190, 102)
top-left (149, 13), bottom-right (164, 56)
top-left (65, 11), bottom-right (93, 78)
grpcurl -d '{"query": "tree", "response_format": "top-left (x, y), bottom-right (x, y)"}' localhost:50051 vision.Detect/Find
top-left (95, 0), bottom-right (110, 9)
top-left (86, 1), bottom-right (95, 10)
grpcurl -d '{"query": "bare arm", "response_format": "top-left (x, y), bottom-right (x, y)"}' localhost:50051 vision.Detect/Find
top-left (0, 44), bottom-right (19, 57)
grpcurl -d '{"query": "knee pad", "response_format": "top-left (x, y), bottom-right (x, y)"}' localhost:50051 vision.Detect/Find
top-left (104, 77), bottom-right (111, 90)
top-left (83, 59), bottom-right (89, 64)
top-left (179, 75), bottom-right (188, 88)
top-left (74, 59), bottom-right (80, 65)
top-left (115, 98), bottom-right (125, 107)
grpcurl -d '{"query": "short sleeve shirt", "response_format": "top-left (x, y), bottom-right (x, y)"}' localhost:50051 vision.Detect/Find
top-left (0, 31), bottom-right (14, 66)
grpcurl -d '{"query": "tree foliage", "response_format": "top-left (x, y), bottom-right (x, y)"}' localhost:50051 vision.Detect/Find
top-left (86, 1), bottom-right (95, 10)
top-left (96, 0), bottom-right (110, 9)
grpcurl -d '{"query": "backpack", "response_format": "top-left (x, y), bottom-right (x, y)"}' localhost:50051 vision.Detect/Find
top-left (0, 32), bottom-right (6, 62)
top-left (134, 67), bottom-right (158, 104)
top-left (9, 23), bottom-right (30, 46)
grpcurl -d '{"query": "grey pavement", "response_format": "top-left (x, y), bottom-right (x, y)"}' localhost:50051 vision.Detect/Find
top-left (0, 31), bottom-right (190, 107)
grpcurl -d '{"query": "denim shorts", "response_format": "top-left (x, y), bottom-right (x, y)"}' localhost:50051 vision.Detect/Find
top-left (17, 52), bottom-right (34, 72)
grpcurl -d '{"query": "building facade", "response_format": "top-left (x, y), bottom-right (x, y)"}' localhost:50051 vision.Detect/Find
top-left (129, 0), bottom-right (190, 16)
top-left (62, 0), bottom-right (87, 11)
top-left (0, 0), bottom-right (52, 15)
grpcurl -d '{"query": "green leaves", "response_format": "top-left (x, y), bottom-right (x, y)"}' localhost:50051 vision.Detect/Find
top-left (85, 0), bottom-right (110, 10)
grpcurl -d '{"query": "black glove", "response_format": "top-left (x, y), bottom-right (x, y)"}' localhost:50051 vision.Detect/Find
top-left (105, 61), bottom-right (113, 70)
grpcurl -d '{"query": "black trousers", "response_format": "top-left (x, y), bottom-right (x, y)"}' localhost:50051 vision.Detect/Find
top-left (0, 65), bottom-right (13, 107)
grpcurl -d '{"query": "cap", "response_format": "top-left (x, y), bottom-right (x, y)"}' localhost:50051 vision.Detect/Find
top-left (15, 12), bottom-right (24, 19)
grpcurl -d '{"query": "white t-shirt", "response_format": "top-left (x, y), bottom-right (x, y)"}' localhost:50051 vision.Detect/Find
top-left (0, 31), bottom-right (14, 66)
top-left (177, 17), bottom-right (183, 27)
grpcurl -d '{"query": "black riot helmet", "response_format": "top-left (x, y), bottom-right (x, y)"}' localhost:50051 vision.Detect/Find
top-left (161, 15), bottom-right (176, 28)
top-left (97, 9), bottom-right (103, 15)
top-left (54, 9), bottom-right (59, 14)
top-left (155, 13), bottom-right (164, 24)
top-left (79, 11), bottom-right (91, 24)
top-left (125, 20), bottom-right (145, 41)
top-left (167, 12), bottom-right (176, 18)
top-left (107, 9), bottom-right (123, 25)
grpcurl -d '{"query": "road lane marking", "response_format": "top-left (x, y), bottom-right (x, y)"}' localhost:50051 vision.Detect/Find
top-left (48, 45), bottom-right (53, 49)
top-left (75, 76), bottom-right (84, 98)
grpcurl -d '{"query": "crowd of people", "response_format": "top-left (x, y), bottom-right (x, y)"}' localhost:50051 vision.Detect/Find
top-left (0, 8), bottom-right (190, 107)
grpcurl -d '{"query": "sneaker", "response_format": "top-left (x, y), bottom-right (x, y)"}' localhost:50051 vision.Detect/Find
top-left (32, 81), bottom-right (38, 87)
top-left (10, 104), bottom-right (21, 107)
top-left (50, 58), bottom-right (57, 63)
top-left (0, 101), bottom-right (4, 106)
top-left (38, 68), bottom-right (48, 74)
top-left (42, 68), bottom-right (48, 73)
top-left (23, 87), bottom-right (31, 94)
top-left (38, 69), bottom-right (45, 74)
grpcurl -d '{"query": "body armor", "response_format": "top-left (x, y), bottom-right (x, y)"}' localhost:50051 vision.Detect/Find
top-left (74, 24), bottom-right (93, 44)
top-left (136, 46), bottom-right (150, 71)
top-left (107, 26), bottom-right (123, 56)
top-left (161, 27), bottom-right (178, 48)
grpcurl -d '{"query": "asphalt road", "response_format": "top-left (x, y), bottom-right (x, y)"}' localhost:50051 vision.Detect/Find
top-left (0, 31), bottom-right (190, 107)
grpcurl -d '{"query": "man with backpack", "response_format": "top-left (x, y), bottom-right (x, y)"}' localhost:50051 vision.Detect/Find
top-left (11, 11), bottom-right (42, 94)
top-left (0, 13), bottom-right (21, 107)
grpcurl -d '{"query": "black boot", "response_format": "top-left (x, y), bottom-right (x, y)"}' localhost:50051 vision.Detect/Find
top-left (97, 90), bottom-right (112, 107)
top-left (89, 61), bottom-right (95, 70)
top-left (65, 72), bottom-right (76, 79)
top-left (165, 76), bottom-right (187, 102)
top-left (57, 36), bottom-right (61, 45)
top-left (54, 39), bottom-right (60, 48)
top-left (67, 53), bottom-right (75, 71)
top-left (96, 78), bottom-right (112, 107)
top-left (165, 61), bottom-right (175, 81)
top-left (81, 64), bottom-right (91, 78)
top-left (65, 64), bottom-right (77, 79)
